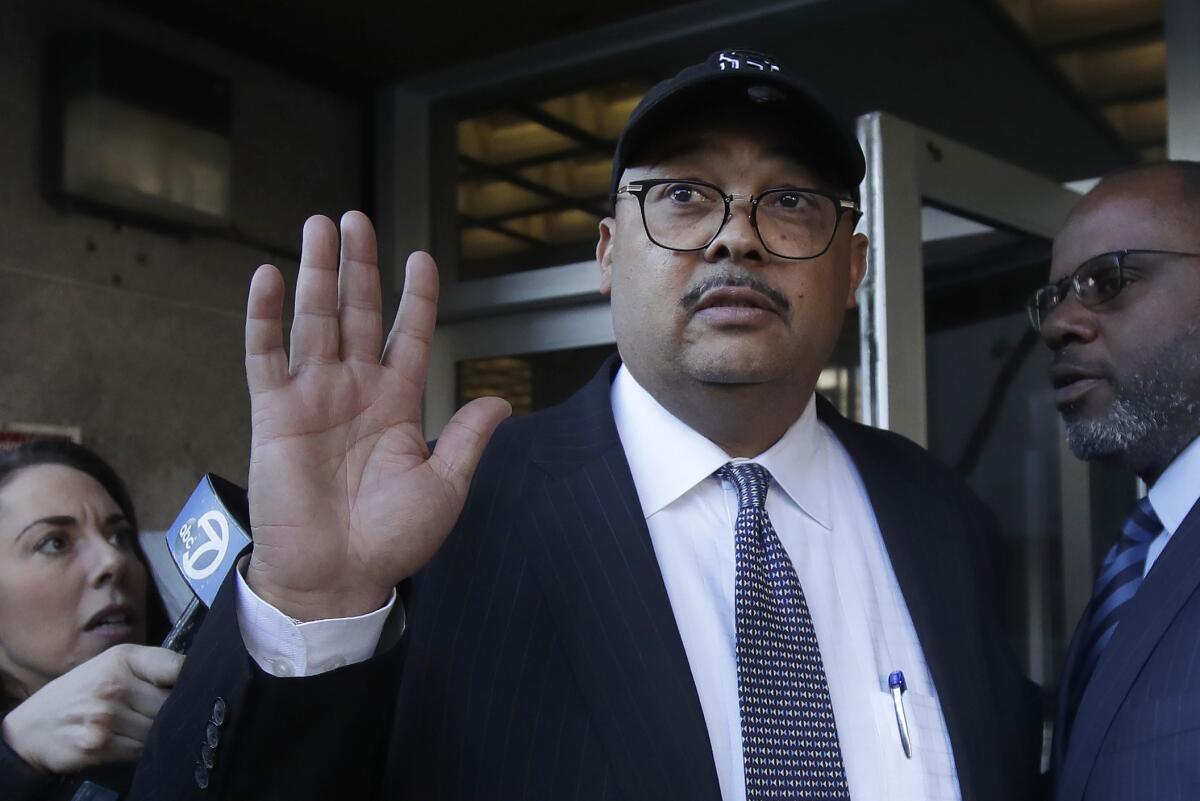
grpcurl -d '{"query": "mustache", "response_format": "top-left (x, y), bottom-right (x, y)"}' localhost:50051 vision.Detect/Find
top-left (1050, 350), bottom-right (1112, 379)
top-left (679, 273), bottom-right (792, 314)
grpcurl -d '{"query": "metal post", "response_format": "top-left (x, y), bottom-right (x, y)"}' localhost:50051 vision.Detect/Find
top-left (1166, 0), bottom-right (1200, 160)
top-left (856, 112), bottom-right (928, 445)
top-left (376, 87), bottom-right (433, 290)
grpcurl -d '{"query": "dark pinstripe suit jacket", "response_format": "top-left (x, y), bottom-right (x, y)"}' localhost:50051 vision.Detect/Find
top-left (130, 359), bottom-right (1040, 801)
top-left (1053, 498), bottom-right (1200, 801)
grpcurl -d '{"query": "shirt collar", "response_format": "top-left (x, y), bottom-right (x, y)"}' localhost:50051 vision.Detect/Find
top-left (610, 365), bottom-right (832, 529)
top-left (1148, 433), bottom-right (1200, 535)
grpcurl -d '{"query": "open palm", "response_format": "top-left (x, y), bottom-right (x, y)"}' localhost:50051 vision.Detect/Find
top-left (242, 212), bottom-right (510, 621)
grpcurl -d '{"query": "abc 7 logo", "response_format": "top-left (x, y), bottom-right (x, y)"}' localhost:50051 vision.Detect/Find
top-left (177, 511), bottom-right (230, 582)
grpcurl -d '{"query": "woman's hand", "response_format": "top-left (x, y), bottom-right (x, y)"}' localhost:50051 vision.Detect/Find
top-left (1, 644), bottom-right (184, 774)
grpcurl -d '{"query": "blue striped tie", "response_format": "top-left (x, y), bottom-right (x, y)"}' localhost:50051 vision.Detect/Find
top-left (1068, 497), bottom-right (1162, 714)
top-left (716, 462), bottom-right (850, 801)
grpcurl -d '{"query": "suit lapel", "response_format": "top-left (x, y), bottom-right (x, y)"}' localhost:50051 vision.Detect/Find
top-left (1052, 609), bottom-right (1090, 771)
top-left (1057, 500), bottom-right (1200, 801)
top-left (518, 359), bottom-right (723, 801)
top-left (820, 401), bottom-right (1002, 801)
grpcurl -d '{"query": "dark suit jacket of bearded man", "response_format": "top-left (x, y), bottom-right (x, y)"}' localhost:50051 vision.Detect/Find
top-left (1053, 491), bottom-right (1200, 801)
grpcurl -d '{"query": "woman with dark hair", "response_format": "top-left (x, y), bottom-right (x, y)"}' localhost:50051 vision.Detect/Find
top-left (0, 439), bottom-right (181, 800)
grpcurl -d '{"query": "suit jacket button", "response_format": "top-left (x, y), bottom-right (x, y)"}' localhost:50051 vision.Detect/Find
top-left (206, 723), bottom-right (220, 749)
top-left (201, 743), bottom-right (216, 769)
top-left (195, 763), bottom-right (210, 789)
top-left (211, 697), bottom-right (227, 726)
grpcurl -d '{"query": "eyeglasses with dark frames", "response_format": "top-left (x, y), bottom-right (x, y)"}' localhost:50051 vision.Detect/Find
top-left (615, 179), bottom-right (860, 260)
top-left (1027, 248), bottom-right (1200, 332)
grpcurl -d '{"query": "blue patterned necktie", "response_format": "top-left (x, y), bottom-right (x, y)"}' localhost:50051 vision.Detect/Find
top-left (716, 462), bottom-right (850, 801)
top-left (1066, 497), bottom-right (1163, 725)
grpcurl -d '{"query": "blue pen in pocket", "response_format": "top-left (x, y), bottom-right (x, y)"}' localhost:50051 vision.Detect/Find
top-left (889, 670), bottom-right (913, 758)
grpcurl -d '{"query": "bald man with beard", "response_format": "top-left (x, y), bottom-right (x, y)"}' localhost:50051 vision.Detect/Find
top-left (1032, 162), bottom-right (1200, 801)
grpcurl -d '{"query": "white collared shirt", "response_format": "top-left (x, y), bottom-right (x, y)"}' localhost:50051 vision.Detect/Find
top-left (1145, 434), bottom-right (1200, 576)
top-left (610, 366), bottom-right (960, 801)
top-left (235, 366), bottom-right (963, 801)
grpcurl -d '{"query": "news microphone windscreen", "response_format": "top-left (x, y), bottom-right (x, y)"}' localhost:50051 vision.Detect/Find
top-left (165, 474), bottom-right (253, 608)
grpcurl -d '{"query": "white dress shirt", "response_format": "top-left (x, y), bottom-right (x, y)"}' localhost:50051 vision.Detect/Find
top-left (235, 556), bottom-right (393, 676)
top-left (610, 367), bottom-right (960, 801)
top-left (1145, 434), bottom-right (1200, 576)
top-left (237, 366), bottom-right (962, 801)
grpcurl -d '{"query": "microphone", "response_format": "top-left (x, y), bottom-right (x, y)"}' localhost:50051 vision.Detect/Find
top-left (68, 476), bottom-right (252, 800)
top-left (159, 474), bottom-right (253, 653)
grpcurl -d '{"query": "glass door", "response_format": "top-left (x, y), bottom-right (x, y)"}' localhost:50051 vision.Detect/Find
top-left (855, 115), bottom-right (1136, 758)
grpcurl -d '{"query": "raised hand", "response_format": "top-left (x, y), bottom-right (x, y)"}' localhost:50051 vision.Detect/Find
top-left (0, 645), bottom-right (184, 774)
top-left (241, 212), bottom-right (510, 621)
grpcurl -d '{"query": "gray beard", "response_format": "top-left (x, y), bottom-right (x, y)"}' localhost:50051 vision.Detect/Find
top-left (1064, 322), bottom-right (1200, 473)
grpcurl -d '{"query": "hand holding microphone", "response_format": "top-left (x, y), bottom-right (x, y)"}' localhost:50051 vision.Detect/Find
top-left (1, 645), bottom-right (183, 775)
top-left (31, 474), bottom-right (251, 801)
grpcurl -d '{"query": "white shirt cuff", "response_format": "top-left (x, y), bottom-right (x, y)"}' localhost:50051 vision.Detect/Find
top-left (234, 558), bottom-right (396, 677)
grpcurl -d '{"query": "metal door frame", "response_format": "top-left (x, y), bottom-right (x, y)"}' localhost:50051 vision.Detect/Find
top-left (857, 111), bottom-right (1095, 657)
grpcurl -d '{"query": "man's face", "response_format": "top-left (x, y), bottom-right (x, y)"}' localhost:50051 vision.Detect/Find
top-left (596, 115), bottom-right (867, 407)
top-left (1043, 171), bottom-right (1200, 476)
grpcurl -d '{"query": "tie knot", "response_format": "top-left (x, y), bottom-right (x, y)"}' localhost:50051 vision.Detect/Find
top-left (715, 461), bottom-right (772, 510)
top-left (1120, 496), bottom-right (1164, 547)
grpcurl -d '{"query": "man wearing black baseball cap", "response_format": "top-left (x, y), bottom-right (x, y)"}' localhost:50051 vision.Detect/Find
top-left (129, 49), bottom-right (1041, 801)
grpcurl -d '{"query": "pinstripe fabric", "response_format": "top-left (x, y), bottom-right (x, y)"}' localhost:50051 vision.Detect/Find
top-left (386, 383), bottom-right (711, 801)
top-left (127, 357), bottom-right (1041, 801)
top-left (1055, 499), bottom-right (1200, 801)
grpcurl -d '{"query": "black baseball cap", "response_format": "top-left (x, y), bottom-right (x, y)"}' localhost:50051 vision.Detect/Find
top-left (611, 49), bottom-right (865, 202)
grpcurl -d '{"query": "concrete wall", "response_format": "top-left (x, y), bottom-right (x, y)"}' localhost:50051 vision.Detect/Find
top-left (0, 0), bottom-right (364, 535)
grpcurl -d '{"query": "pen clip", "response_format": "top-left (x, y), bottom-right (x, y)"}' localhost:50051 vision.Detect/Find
top-left (888, 670), bottom-right (912, 759)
